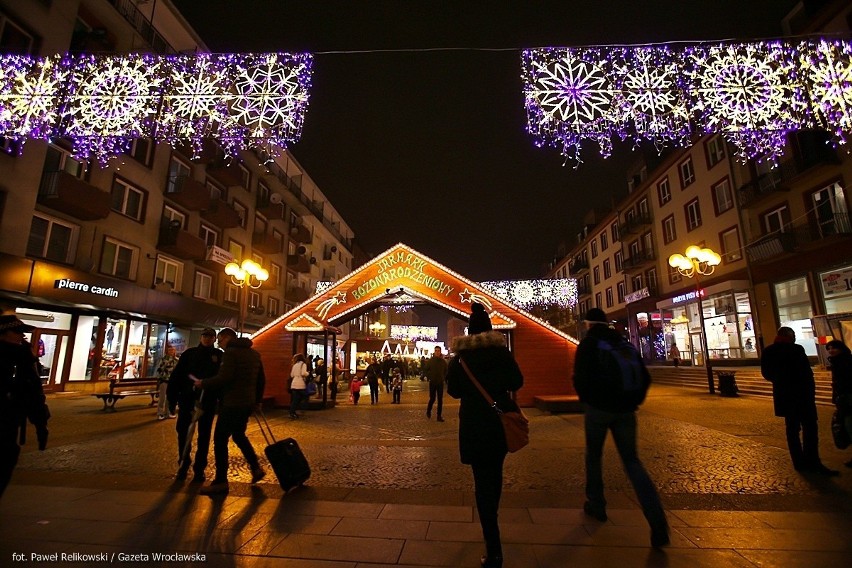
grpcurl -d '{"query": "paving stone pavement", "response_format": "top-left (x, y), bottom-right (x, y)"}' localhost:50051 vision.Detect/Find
top-left (2, 379), bottom-right (851, 567)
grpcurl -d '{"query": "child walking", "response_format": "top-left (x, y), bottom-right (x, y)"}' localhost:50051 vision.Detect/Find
top-left (391, 369), bottom-right (402, 404)
top-left (350, 375), bottom-right (363, 405)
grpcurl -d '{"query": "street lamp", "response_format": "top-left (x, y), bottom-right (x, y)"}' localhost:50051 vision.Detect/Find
top-left (668, 246), bottom-right (722, 394)
top-left (225, 259), bottom-right (269, 336)
top-left (368, 321), bottom-right (386, 337)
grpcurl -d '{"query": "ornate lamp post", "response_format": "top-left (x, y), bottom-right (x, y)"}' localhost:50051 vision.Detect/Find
top-left (224, 259), bottom-right (269, 336)
top-left (668, 246), bottom-right (722, 394)
top-left (368, 321), bottom-right (386, 337)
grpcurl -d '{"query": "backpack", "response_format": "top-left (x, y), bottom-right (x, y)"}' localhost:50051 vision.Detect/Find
top-left (597, 338), bottom-right (647, 405)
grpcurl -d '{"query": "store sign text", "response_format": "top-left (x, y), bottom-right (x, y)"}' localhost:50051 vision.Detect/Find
top-left (351, 252), bottom-right (454, 300)
top-left (671, 289), bottom-right (704, 305)
top-left (54, 278), bottom-right (119, 298)
top-left (821, 265), bottom-right (852, 297)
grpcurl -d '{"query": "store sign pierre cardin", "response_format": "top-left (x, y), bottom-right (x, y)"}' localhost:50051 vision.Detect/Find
top-left (53, 278), bottom-right (120, 298)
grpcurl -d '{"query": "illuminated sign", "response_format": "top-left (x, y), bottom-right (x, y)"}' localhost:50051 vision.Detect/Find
top-left (391, 325), bottom-right (438, 341)
top-left (625, 287), bottom-right (650, 304)
top-left (54, 278), bottom-right (119, 298)
top-left (350, 251), bottom-right (454, 300)
top-left (671, 289), bottom-right (704, 305)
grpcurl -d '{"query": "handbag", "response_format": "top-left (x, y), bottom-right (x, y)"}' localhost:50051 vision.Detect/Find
top-left (306, 381), bottom-right (317, 397)
top-left (831, 409), bottom-right (850, 450)
top-left (460, 359), bottom-right (529, 453)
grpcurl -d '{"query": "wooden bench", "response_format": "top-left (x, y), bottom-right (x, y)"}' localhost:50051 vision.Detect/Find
top-left (92, 378), bottom-right (159, 411)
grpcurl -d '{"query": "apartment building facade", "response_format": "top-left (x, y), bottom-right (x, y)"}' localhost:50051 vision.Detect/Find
top-left (0, 0), bottom-right (355, 391)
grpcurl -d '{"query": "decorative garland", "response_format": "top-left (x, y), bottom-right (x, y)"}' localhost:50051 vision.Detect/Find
top-left (0, 52), bottom-right (312, 162)
top-left (522, 39), bottom-right (852, 162)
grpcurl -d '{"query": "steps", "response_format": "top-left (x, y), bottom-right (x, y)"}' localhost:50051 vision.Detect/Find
top-left (648, 366), bottom-right (834, 406)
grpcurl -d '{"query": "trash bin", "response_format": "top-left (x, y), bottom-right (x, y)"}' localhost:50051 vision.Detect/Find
top-left (717, 371), bottom-right (738, 397)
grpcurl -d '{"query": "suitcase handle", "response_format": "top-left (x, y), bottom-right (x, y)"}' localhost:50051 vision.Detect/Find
top-left (253, 409), bottom-right (277, 446)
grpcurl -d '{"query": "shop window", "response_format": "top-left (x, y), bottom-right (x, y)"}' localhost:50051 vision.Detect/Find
top-left (27, 213), bottom-right (78, 263)
top-left (820, 264), bottom-right (852, 315)
top-left (706, 136), bottom-right (726, 168)
top-left (774, 277), bottom-right (816, 356)
top-left (679, 157), bottom-right (695, 188)
top-left (662, 214), bottom-right (676, 244)
top-left (101, 237), bottom-right (137, 279)
top-left (155, 256), bottom-right (183, 292)
top-left (193, 271), bottom-right (212, 300)
top-left (712, 178), bottom-right (734, 214)
top-left (720, 227), bottom-right (743, 263)
top-left (685, 198), bottom-right (702, 231)
top-left (657, 176), bottom-right (671, 207)
top-left (111, 178), bottom-right (145, 221)
top-left (199, 224), bottom-right (218, 247)
top-left (811, 182), bottom-right (850, 238)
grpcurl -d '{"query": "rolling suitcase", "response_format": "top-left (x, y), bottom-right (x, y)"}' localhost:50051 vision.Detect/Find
top-left (255, 411), bottom-right (311, 491)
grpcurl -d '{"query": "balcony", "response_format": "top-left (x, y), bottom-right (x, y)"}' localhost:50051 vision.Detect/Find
top-left (577, 283), bottom-right (592, 297)
top-left (106, 0), bottom-right (174, 53)
top-left (201, 200), bottom-right (241, 228)
top-left (256, 195), bottom-right (285, 219)
top-left (38, 171), bottom-right (111, 220)
top-left (207, 160), bottom-right (245, 188)
top-left (747, 213), bottom-right (851, 263)
top-left (620, 212), bottom-right (653, 235)
top-left (622, 249), bottom-right (657, 272)
top-left (164, 175), bottom-right (210, 211)
top-left (157, 221), bottom-right (207, 260)
top-left (252, 231), bottom-right (283, 254)
top-left (285, 286), bottom-right (310, 303)
top-left (287, 254), bottom-right (310, 273)
top-left (738, 149), bottom-right (840, 208)
top-left (290, 222), bottom-right (311, 244)
top-left (569, 258), bottom-right (589, 275)
top-left (174, 139), bottom-right (220, 164)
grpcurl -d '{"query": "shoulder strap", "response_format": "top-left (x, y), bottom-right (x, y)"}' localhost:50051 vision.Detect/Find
top-left (459, 359), bottom-right (502, 414)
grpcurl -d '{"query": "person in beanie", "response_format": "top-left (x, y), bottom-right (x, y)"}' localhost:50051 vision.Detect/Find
top-left (167, 328), bottom-right (223, 482)
top-left (446, 303), bottom-right (523, 568)
top-left (192, 328), bottom-right (266, 495)
top-left (572, 307), bottom-right (669, 548)
top-left (1, 315), bottom-right (50, 498)
top-left (424, 346), bottom-right (448, 421)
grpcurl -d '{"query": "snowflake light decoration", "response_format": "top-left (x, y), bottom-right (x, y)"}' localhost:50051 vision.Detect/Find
top-left (62, 54), bottom-right (165, 162)
top-left (522, 48), bottom-right (617, 162)
top-left (0, 54), bottom-right (67, 142)
top-left (800, 39), bottom-right (852, 145)
top-left (479, 279), bottom-right (577, 310)
top-left (229, 53), bottom-right (313, 149)
top-left (685, 42), bottom-right (809, 161)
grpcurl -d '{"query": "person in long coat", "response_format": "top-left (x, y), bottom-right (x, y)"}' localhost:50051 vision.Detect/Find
top-left (446, 303), bottom-right (523, 568)
top-left (761, 326), bottom-right (838, 475)
top-left (826, 339), bottom-right (852, 468)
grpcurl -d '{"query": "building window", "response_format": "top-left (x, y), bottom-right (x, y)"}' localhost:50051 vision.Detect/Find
top-left (239, 164), bottom-right (250, 189)
top-left (668, 266), bottom-right (682, 284)
top-left (647, 268), bottom-right (657, 293)
top-left (763, 204), bottom-right (791, 234)
top-left (706, 136), bottom-right (726, 168)
top-left (128, 138), bottom-right (154, 167)
top-left (600, 232), bottom-right (608, 251)
top-left (167, 157), bottom-right (191, 193)
top-left (199, 224), bottom-right (218, 247)
top-left (606, 287), bottom-right (614, 308)
top-left (638, 197), bottom-right (649, 217)
top-left (233, 200), bottom-right (248, 229)
top-left (224, 283), bottom-right (239, 304)
top-left (111, 178), bottom-right (145, 221)
top-left (595, 292), bottom-right (602, 308)
top-left (811, 181), bottom-right (851, 237)
top-left (614, 250), bottom-right (623, 272)
top-left (685, 198), bottom-right (702, 231)
top-left (720, 227), bottom-right (743, 263)
top-left (591, 239), bottom-right (598, 258)
top-left (258, 181), bottom-right (270, 204)
top-left (593, 266), bottom-right (601, 285)
top-left (268, 296), bottom-right (280, 317)
top-left (162, 205), bottom-right (185, 227)
top-left (0, 14), bottom-right (36, 54)
top-left (248, 290), bottom-right (261, 310)
top-left (712, 178), bottom-right (734, 215)
top-left (603, 259), bottom-right (611, 279)
top-left (228, 240), bottom-right (244, 262)
top-left (44, 144), bottom-right (86, 179)
top-left (155, 256), bottom-right (183, 291)
top-left (662, 214), bottom-right (676, 244)
top-left (27, 213), bottom-right (78, 263)
top-left (271, 263), bottom-right (282, 286)
top-left (207, 180), bottom-right (226, 202)
top-left (679, 157), bottom-right (695, 188)
top-left (193, 271), bottom-right (212, 300)
top-left (617, 281), bottom-right (626, 303)
top-left (657, 177), bottom-right (671, 207)
top-left (629, 240), bottom-right (640, 260)
top-left (631, 274), bottom-right (643, 291)
top-left (101, 237), bottom-right (138, 279)
top-left (611, 221), bottom-right (619, 243)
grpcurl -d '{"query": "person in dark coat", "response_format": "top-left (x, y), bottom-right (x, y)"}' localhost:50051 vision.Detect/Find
top-left (365, 356), bottom-right (382, 404)
top-left (167, 328), bottom-right (223, 482)
top-left (1, 315), bottom-right (50, 499)
top-left (761, 326), bottom-right (838, 476)
top-left (424, 346), bottom-right (448, 421)
top-left (192, 328), bottom-right (267, 494)
top-left (826, 339), bottom-right (852, 468)
top-left (446, 303), bottom-right (523, 568)
top-left (573, 307), bottom-right (668, 548)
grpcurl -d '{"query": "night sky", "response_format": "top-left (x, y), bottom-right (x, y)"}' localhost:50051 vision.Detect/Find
top-left (171, 0), bottom-right (798, 281)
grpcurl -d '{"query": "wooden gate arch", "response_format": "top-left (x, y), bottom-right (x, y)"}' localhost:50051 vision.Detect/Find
top-left (252, 243), bottom-right (579, 407)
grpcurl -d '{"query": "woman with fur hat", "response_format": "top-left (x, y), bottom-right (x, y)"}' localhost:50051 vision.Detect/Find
top-left (446, 303), bottom-right (523, 568)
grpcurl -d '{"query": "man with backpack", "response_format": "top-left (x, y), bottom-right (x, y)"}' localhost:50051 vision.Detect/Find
top-left (572, 308), bottom-right (669, 548)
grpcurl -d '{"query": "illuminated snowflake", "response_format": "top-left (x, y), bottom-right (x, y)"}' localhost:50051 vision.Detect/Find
top-left (230, 53), bottom-right (312, 146)
top-left (479, 279), bottom-right (577, 310)
top-left (0, 55), bottom-right (65, 140)
top-left (64, 55), bottom-right (164, 161)
top-left (512, 282), bottom-right (535, 304)
top-left (687, 43), bottom-right (808, 160)
top-left (801, 40), bottom-right (852, 145)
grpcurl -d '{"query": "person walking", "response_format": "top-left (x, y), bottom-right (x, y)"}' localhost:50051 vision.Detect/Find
top-left (446, 303), bottom-right (523, 568)
top-left (365, 356), bottom-right (382, 404)
top-left (761, 327), bottom-right (839, 476)
top-left (350, 374), bottom-right (363, 405)
top-left (167, 328), bottom-right (223, 482)
top-left (425, 346), bottom-right (448, 422)
top-left (289, 353), bottom-right (309, 419)
top-left (572, 308), bottom-right (669, 548)
top-left (155, 344), bottom-right (178, 420)
top-left (192, 328), bottom-right (266, 495)
top-left (1, 315), bottom-right (50, 499)
top-left (314, 358), bottom-right (328, 400)
top-left (826, 339), bottom-right (852, 468)
top-left (381, 354), bottom-right (393, 393)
